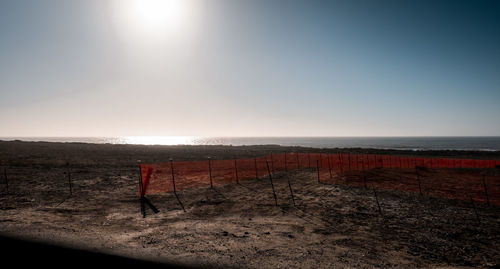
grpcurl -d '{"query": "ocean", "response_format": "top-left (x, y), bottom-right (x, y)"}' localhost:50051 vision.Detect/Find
top-left (1, 136), bottom-right (500, 151)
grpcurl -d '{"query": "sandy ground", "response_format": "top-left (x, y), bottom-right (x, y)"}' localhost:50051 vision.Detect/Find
top-left (0, 141), bottom-right (499, 268)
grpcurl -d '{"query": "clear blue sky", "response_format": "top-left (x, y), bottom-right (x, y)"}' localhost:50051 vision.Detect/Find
top-left (1, 0), bottom-right (499, 136)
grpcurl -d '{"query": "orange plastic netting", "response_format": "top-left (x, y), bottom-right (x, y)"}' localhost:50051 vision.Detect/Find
top-left (139, 153), bottom-right (500, 205)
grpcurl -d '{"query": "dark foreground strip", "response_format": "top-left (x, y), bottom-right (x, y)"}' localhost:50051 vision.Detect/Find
top-left (0, 235), bottom-right (202, 269)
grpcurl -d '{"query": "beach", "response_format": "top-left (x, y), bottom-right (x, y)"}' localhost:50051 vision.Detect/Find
top-left (0, 140), bottom-right (499, 268)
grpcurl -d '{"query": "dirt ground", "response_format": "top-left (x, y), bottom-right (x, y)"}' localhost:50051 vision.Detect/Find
top-left (0, 141), bottom-right (499, 268)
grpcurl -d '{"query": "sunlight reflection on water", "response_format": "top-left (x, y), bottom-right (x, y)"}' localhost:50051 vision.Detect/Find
top-left (117, 136), bottom-right (196, 145)
top-left (1, 136), bottom-right (500, 150)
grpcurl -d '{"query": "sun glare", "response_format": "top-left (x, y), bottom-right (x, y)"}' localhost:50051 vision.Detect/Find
top-left (112, 0), bottom-right (194, 39)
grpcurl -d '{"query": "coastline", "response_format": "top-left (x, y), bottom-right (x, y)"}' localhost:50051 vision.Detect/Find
top-left (1, 140), bottom-right (500, 169)
top-left (2, 136), bottom-right (500, 151)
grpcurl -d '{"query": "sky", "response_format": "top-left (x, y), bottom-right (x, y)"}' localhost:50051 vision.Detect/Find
top-left (0, 0), bottom-right (499, 137)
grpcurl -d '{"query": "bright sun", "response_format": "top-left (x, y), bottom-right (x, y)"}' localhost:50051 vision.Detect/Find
top-left (112, 0), bottom-right (193, 38)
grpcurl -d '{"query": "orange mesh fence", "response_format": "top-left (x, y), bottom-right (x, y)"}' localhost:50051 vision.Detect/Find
top-left (210, 159), bottom-right (236, 186)
top-left (322, 167), bottom-right (500, 206)
top-left (267, 152), bottom-right (306, 172)
top-left (353, 154), bottom-right (363, 170)
top-left (140, 153), bottom-right (499, 205)
top-left (173, 160), bottom-right (211, 191)
top-left (140, 160), bottom-right (212, 195)
top-left (317, 154), bottom-right (332, 182)
top-left (139, 164), bottom-right (153, 196)
top-left (140, 163), bottom-right (171, 195)
top-left (256, 156), bottom-right (271, 177)
top-left (234, 158), bottom-right (258, 181)
top-left (340, 153), bottom-right (351, 170)
top-left (297, 153), bottom-right (310, 168)
top-left (309, 153), bottom-right (321, 168)
top-left (286, 152), bottom-right (301, 170)
top-left (412, 169), bottom-right (498, 205)
top-left (319, 154), bottom-right (500, 206)
top-left (232, 156), bottom-right (270, 181)
top-left (269, 153), bottom-right (285, 173)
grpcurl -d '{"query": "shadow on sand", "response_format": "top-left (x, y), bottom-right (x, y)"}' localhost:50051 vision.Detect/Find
top-left (0, 235), bottom-right (203, 269)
